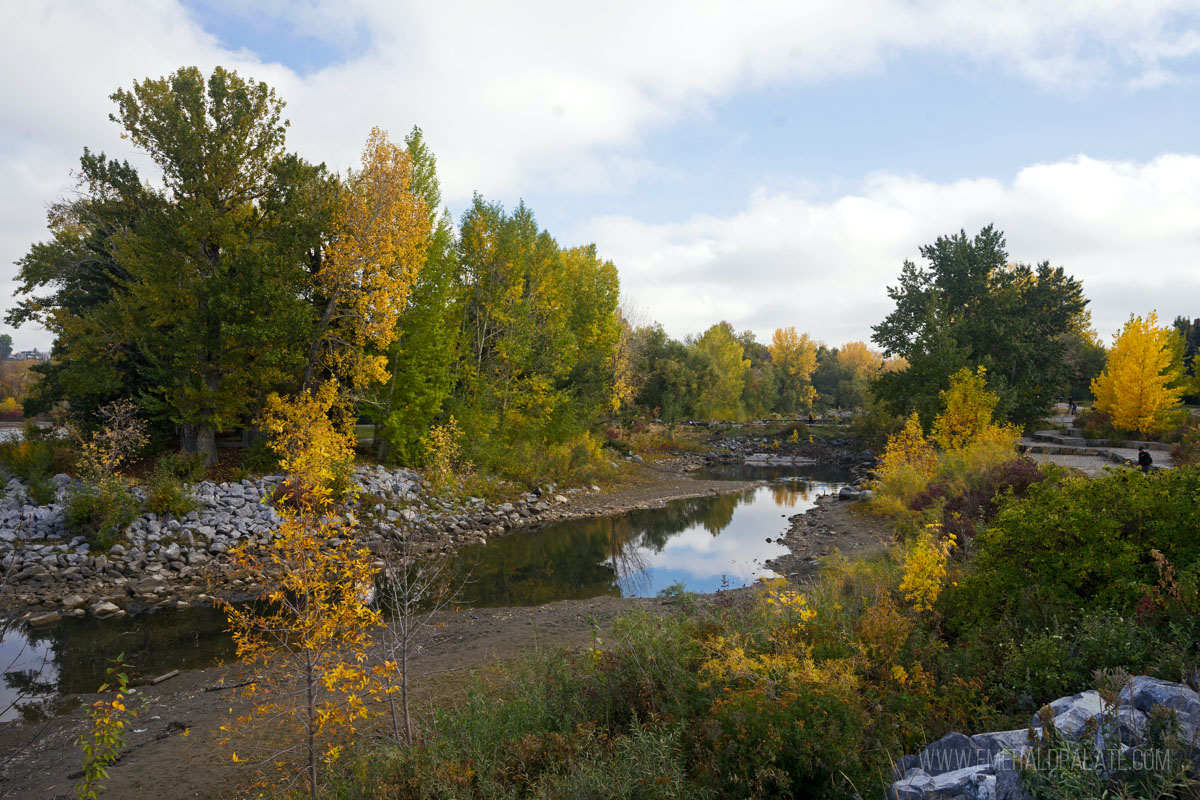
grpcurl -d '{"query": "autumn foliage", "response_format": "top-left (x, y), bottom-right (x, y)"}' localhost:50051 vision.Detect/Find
top-left (1091, 311), bottom-right (1186, 437)
top-left (307, 127), bottom-right (429, 392)
top-left (221, 515), bottom-right (385, 797)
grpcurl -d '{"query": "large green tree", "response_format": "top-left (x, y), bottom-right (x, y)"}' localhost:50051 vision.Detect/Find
top-left (630, 325), bottom-right (711, 422)
top-left (871, 226), bottom-right (1087, 427)
top-left (693, 322), bottom-right (748, 420)
top-left (452, 197), bottom-right (620, 470)
top-left (11, 67), bottom-right (332, 462)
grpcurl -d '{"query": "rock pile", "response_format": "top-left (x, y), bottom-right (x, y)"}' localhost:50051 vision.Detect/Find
top-left (0, 465), bottom-right (590, 620)
top-left (889, 676), bottom-right (1200, 799)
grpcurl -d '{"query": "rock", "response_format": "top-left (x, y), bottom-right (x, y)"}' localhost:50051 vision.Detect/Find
top-left (89, 600), bottom-right (122, 619)
top-left (1033, 689), bottom-right (1105, 737)
top-left (1119, 675), bottom-right (1200, 740)
top-left (993, 752), bottom-right (1031, 800)
top-left (1120, 675), bottom-right (1200, 718)
top-left (27, 611), bottom-right (60, 628)
top-left (130, 577), bottom-right (164, 595)
top-left (890, 764), bottom-right (995, 800)
top-left (61, 594), bottom-right (87, 610)
top-left (890, 768), bottom-right (934, 799)
top-left (915, 731), bottom-right (989, 776)
top-left (970, 730), bottom-right (1029, 761)
top-left (837, 486), bottom-right (862, 501)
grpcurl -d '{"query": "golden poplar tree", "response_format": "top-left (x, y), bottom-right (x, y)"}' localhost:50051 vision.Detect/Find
top-left (1091, 311), bottom-right (1185, 437)
top-left (306, 127), bottom-right (430, 392)
top-left (768, 326), bottom-right (818, 413)
top-left (221, 392), bottom-right (383, 798)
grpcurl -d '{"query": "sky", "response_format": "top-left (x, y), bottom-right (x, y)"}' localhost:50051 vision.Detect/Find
top-left (3, 0), bottom-right (1200, 353)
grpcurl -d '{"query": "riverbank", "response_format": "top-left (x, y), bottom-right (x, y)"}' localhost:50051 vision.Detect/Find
top-left (0, 456), bottom-right (758, 620)
top-left (0, 594), bottom-right (674, 799)
top-left (765, 493), bottom-right (893, 583)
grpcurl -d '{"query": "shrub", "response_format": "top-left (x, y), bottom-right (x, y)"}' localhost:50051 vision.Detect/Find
top-left (950, 467), bottom-right (1200, 633)
top-left (64, 478), bottom-right (140, 550)
top-left (142, 455), bottom-right (199, 518)
top-left (1170, 420), bottom-right (1200, 467)
top-left (153, 450), bottom-right (206, 483)
top-left (0, 397), bottom-right (21, 420)
top-left (419, 415), bottom-right (466, 495)
top-left (0, 430), bottom-right (73, 505)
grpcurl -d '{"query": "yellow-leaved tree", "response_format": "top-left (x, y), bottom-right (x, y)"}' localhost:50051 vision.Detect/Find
top-left (932, 367), bottom-right (1002, 452)
top-left (221, 386), bottom-right (386, 799)
top-left (305, 126), bottom-right (430, 393)
top-left (1091, 311), bottom-right (1185, 437)
top-left (769, 326), bottom-right (819, 413)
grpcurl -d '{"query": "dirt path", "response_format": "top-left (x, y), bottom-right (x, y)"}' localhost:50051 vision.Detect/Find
top-left (0, 594), bottom-right (675, 799)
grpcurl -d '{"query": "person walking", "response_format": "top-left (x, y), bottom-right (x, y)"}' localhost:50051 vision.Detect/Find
top-left (1137, 446), bottom-right (1153, 474)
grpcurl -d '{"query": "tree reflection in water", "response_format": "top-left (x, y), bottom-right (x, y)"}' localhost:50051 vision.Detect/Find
top-left (455, 467), bottom-right (850, 607)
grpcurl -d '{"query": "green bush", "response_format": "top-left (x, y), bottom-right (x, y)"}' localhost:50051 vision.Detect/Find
top-left (949, 467), bottom-right (1200, 633)
top-left (143, 467), bottom-right (198, 519)
top-left (153, 450), bottom-right (206, 483)
top-left (65, 478), bottom-right (140, 550)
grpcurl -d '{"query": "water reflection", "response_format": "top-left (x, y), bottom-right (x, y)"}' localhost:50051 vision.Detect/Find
top-left (0, 606), bottom-right (235, 722)
top-left (455, 467), bottom-right (849, 607)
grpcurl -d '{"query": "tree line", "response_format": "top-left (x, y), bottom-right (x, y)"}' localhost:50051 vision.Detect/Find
top-left (8, 66), bottom-right (1196, 476)
top-left (7, 67), bottom-right (624, 476)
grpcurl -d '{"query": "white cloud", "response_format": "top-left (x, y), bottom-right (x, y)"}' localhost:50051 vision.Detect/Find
top-left (584, 154), bottom-right (1200, 346)
top-left (4, 1), bottom-right (1200, 348)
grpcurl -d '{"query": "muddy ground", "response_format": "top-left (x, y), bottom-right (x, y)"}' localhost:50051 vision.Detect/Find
top-left (766, 493), bottom-right (894, 583)
top-left (0, 459), bottom-right (887, 799)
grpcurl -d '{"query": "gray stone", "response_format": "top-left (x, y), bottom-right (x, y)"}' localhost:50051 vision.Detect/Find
top-left (89, 600), bottom-right (122, 618)
top-left (890, 768), bottom-right (935, 800)
top-left (917, 731), bottom-right (990, 775)
top-left (61, 594), bottom-right (87, 610)
top-left (970, 729), bottom-right (1029, 760)
top-left (1120, 675), bottom-right (1200, 717)
top-left (1033, 689), bottom-right (1105, 737)
top-left (27, 611), bottom-right (60, 627)
top-left (992, 751), bottom-right (1031, 800)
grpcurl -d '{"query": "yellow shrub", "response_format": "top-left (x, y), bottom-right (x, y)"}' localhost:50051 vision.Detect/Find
top-left (420, 415), bottom-right (466, 494)
top-left (260, 382), bottom-right (356, 507)
top-left (899, 524), bottom-right (956, 612)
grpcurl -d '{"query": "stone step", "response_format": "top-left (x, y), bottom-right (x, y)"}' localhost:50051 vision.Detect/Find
top-left (1055, 428), bottom-right (1173, 451)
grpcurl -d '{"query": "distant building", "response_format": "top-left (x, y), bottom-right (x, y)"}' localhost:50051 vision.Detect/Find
top-left (9, 349), bottom-right (48, 362)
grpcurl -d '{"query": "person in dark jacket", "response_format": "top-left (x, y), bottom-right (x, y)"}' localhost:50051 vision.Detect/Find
top-left (1137, 446), bottom-right (1153, 474)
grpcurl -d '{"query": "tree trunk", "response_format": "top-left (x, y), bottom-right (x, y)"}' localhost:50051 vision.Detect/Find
top-left (196, 424), bottom-right (217, 468)
top-left (180, 423), bottom-right (197, 454)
